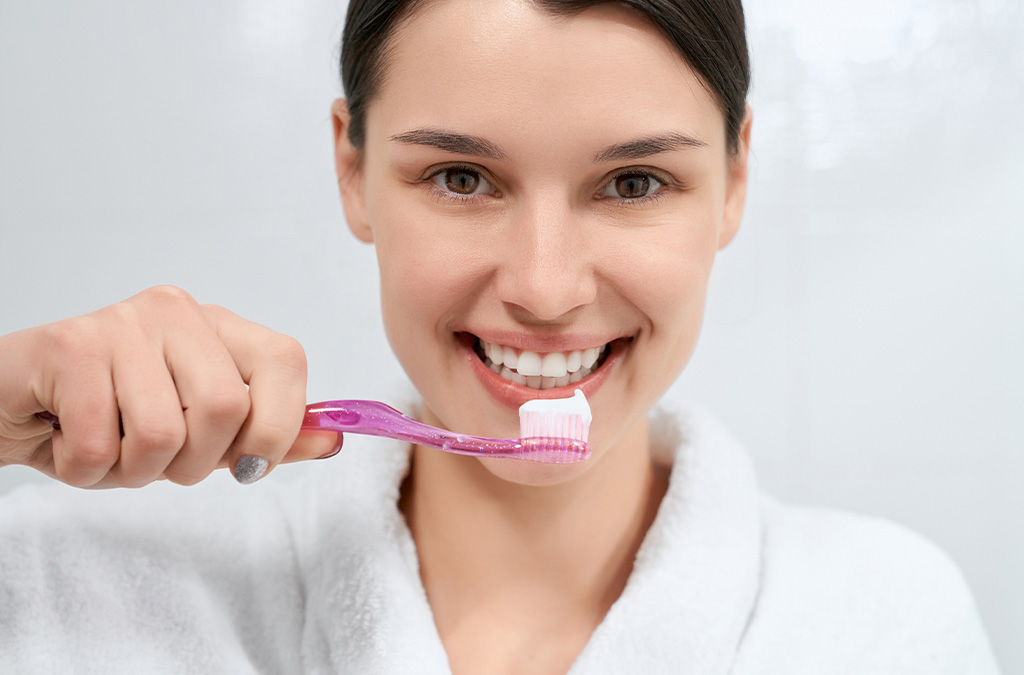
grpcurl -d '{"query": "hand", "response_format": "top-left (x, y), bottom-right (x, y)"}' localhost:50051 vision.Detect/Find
top-left (0, 285), bottom-right (340, 488)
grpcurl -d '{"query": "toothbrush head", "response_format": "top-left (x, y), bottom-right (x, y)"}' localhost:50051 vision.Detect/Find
top-left (516, 389), bottom-right (592, 463)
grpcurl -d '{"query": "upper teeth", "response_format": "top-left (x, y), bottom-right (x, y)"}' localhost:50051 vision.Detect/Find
top-left (479, 339), bottom-right (606, 383)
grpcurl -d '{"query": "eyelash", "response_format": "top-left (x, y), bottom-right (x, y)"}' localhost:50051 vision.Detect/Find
top-left (422, 164), bottom-right (678, 205)
top-left (424, 164), bottom-right (496, 205)
top-left (599, 168), bottom-right (675, 206)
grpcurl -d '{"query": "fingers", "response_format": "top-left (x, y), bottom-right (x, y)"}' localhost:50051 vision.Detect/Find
top-left (158, 314), bottom-right (251, 487)
top-left (44, 323), bottom-right (122, 487)
top-left (204, 306), bottom-right (310, 484)
top-left (115, 296), bottom-right (322, 487)
top-left (107, 337), bottom-right (188, 488)
top-left (283, 430), bottom-right (344, 464)
top-left (3, 285), bottom-right (325, 490)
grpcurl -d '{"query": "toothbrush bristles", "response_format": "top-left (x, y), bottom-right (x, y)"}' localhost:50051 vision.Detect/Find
top-left (520, 412), bottom-right (590, 443)
top-left (517, 389), bottom-right (593, 463)
top-left (519, 436), bottom-right (590, 463)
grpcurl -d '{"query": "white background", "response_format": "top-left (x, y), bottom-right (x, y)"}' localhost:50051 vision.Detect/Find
top-left (1, 0), bottom-right (1021, 669)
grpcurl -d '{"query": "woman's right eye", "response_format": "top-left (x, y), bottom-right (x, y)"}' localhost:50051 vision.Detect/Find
top-left (429, 167), bottom-right (493, 198)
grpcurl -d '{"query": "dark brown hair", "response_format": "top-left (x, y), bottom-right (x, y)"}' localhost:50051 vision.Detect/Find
top-left (341, 0), bottom-right (750, 154)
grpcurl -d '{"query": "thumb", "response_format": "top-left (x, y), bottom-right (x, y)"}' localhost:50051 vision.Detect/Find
top-left (215, 430), bottom-right (341, 480)
top-left (281, 429), bottom-right (344, 463)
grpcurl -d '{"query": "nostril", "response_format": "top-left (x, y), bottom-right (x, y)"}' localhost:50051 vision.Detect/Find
top-left (497, 275), bottom-right (598, 322)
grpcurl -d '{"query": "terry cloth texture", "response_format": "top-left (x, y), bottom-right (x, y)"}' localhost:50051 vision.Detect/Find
top-left (0, 404), bottom-right (1001, 674)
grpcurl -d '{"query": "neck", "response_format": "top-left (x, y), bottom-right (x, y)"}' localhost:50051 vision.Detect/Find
top-left (400, 416), bottom-right (668, 639)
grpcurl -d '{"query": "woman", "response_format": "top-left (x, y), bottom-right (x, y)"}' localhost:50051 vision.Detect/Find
top-left (0, 0), bottom-right (999, 672)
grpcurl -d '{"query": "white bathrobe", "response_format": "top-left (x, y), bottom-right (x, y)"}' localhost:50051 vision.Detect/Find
top-left (0, 405), bottom-right (1000, 674)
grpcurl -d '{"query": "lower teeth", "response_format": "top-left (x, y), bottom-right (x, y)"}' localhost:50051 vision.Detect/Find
top-left (500, 366), bottom-right (525, 385)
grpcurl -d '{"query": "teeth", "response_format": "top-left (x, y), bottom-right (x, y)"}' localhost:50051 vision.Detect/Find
top-left (516, 351), bottom-right (543, 377)
top-left (540, 352), bottom-right (567, 378)
top-left (478, 338), bottom-right (608, 390)
top-left (501, 366), bottom-right (526, 385)
top-left (566, 350), bottom-right (582, 373)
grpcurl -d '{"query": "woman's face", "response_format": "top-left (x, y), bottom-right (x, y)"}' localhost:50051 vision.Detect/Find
top-left (335, 0), bottom-right (750, 484)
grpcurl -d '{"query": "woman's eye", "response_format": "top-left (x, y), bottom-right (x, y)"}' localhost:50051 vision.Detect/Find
top-left (602, 172), bottom-right (664, 199)
top-left (430, 167), bottom-right (492, 196)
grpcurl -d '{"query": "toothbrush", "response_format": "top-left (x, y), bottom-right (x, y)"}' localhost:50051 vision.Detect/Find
top-left (35, 389), bottom-right (592, 464)
top-left (301, 389), bottom-right (592, 463)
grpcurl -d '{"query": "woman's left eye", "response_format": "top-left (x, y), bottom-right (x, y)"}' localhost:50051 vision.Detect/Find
top-left (601, 171), bottom-right (664, 200)
top-left (429, 167), bottom-right (493, 197)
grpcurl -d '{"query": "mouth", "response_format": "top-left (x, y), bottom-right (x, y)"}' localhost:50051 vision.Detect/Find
top-left (471, 337), bottom-right (613, 390)
top-left (454, 331), bottom-right (628, 410)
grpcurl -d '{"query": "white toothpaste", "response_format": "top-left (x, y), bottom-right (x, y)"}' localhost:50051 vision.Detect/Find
top-left (518, 389), bottom-right (592, 440)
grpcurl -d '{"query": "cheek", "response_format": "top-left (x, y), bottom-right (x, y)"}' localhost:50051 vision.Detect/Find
top-left (370, 201), bottom-right (489, 362)
top-left (620, 217), bottom-right (720, 361)
top-left (377, 236), bottom-right (479, 319)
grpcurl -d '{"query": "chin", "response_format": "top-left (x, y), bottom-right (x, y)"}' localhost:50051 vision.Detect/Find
top-left (476, 453), bottom-right (597, 487)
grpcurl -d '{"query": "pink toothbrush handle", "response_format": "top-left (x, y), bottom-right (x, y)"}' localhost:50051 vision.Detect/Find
top-left (35, 401), bottom-right (590, 463)
top-left (302, 399), bottom-right (529, 459)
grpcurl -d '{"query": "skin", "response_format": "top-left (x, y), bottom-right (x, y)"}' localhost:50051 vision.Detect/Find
top-left (0, 0), bottom-right (750, 672)
top-left (0, 287), bottom-right (338, 488)
top-left (332, 1), bottom-right (751, 673)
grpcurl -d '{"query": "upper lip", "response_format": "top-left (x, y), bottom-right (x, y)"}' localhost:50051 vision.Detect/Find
top-left (459, 330), bottom-right (630, 353)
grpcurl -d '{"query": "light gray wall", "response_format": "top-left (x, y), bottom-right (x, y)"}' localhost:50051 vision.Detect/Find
top-left (1, 0), bottom-right (1020, 669)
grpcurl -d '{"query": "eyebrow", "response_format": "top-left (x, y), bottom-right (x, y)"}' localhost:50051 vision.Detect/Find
top-left (389, 128), bottom-right (708, 163)
top-left (594, 132), bottom-right (708, 162)
top-left (389, 128), bottom-right (508, 160)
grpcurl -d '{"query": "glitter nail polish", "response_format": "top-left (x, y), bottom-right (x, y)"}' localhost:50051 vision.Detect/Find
top-left (233, 456), bottom-right (269, 485)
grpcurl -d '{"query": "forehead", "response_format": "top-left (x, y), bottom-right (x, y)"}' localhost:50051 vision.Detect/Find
top-left (367, 0), bottom-right (726, 155)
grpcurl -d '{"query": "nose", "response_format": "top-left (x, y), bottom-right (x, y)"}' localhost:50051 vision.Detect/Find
top-left (495, 198), bottom-right (598, 322)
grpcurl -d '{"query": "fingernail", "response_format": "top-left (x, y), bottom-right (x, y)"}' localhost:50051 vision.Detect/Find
top-left (233, 456), bottom-right (269, 485)
top-left (316, 434), bottom-right (344, 460)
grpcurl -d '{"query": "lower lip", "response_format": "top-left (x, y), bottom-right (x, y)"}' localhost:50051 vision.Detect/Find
top-left (459, 334), bottom-right (623, 409)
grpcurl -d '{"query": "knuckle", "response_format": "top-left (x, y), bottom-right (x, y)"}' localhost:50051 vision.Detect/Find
top-left (247, 418), bottom-right (297, 456)
top-left (199, 302), bottom-right (228, 318)
top-left (269, 335), bottom-right (307, 374)
top-left (135, 285), bottom-right (199, 315)
top-left (131, 419), bottom-right (187, 454)
top-left (111, 305), bottom-right (156, 341)
top-left (45, 318), bottom-right (102, 363)
top-left (101, 301), bottom-right (139, 328)
top-left (197, 303), bottom-right (235, 332)
top-left (61, 438), bottom-right (118, 482)
top-left (199, 386), bottom-right (251, 425)
top-left (143, 284), bottom-right (194, 305)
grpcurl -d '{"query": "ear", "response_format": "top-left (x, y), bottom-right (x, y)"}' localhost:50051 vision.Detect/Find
top-left (718, 104), bottom-right (753, 250)
top-left (332, 99), bottom-right (373, 243)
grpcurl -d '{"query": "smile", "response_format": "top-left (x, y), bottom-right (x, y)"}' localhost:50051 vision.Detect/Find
top-left (473, 338), bottom-right (610, 390)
